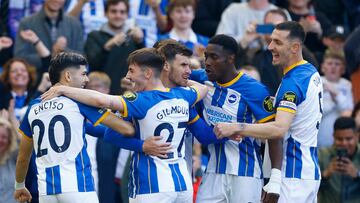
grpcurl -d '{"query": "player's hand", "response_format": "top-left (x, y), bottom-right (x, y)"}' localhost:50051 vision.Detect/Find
top-left (14, 188), bottom-right (32, 203)
top-left (145, 0), bottom-right (160, 9)
top-left (121, 77), bottom-right (135, 91)
top-left (262, 190), bottom-right (279, 203)
top-left (142, 136), bottom-right (172, 158)
top-left (229, 134), bottom-right (242, 142)
top-left (262, 168), bottom-right (281, 203)
top-left (337, 157), bottom-right (358, 178)
top-left (213, 122), bottom-right (243, 138)
top-left (41, 86), bottom-right (64, 101)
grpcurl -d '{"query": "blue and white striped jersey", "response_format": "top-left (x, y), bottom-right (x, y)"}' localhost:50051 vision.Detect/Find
top-left (19, 96), bottom-right (109, 196)
top-left (129, 0), bottom-right (168, 47)
top-left (119, 87), bottom-right (199, 197)
top-left (274, 60), bottom-right (323, 180)
top-left (191, 70), bottom-right (275, 178)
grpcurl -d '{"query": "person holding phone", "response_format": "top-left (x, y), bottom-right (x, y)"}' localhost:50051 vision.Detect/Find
top-left (318, 117), bottom-right (360, 203)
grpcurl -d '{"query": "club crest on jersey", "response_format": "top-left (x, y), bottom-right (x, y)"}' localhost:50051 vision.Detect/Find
top-left (263, 96), bottom-right (274, 112)
top-left (283, 91), bottom-right (297, 103)
top-left (123, 91), bottom-right (137, 102)
top-left (228, 94), bottom-right (238, 104)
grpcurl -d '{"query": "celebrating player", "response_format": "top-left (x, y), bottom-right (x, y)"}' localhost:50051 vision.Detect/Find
top-left (190, 34), bottom-right (277, 203)
top-left (14, 52), bottom-right (135, 203)
top-left (41, 48), bottom-right (208, 202)
top-left (214, 21), bottom-right (323, 203)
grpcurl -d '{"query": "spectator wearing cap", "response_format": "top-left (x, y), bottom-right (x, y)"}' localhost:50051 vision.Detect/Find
top-left (318, 117), bottom-right (360, 203)
top-left (318, 51), bottom-right (354, 148)
top-left (321, 25), bottom-right (349, 61)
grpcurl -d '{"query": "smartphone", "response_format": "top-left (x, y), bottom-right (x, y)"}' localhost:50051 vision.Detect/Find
top-left (256, 24), bottom-right (275, 34)
top-left (336, 148), bottom-right (347, 160)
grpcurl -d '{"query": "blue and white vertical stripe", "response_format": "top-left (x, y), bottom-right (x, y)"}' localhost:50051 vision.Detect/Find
top-left (128, 152), bottom-right (192, 198)
top-left (284, 136), bottom-right (321, 180)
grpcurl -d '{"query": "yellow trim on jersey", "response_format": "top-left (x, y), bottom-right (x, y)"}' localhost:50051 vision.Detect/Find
top-left (277, 107), bottom-right (296, 114)
top-left (283, 60), bottom-right (308, 75)
top-left (18, 129), bottom-right (32, 140)
top-left (94, 110), bottom-right (110, 126)
top-left (119, 96), bottom-right (128, 118)
top-left (217, 72), bottom-right (243, 87)
top-left (153, 87), bottom-right (170, 92)
top-left (257, 114), bottom-right (276, 123)
top-left (191, 86), bottom-right (201, 104)
top-left (188, 115), bottom-right (200, 124)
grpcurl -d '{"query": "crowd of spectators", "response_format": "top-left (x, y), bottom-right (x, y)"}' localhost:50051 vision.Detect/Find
top-left (1, 0), bottom-right (360, 203)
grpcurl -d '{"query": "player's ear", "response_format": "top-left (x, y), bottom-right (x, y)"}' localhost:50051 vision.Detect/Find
top-left (144, 68), bottom-right (152, 79)
top-left (64, 70), bottom-right (71, 83)
top-left (163, 61), bottom-right (170, 72)
top-left (290, 41), bottom-right (300, 54)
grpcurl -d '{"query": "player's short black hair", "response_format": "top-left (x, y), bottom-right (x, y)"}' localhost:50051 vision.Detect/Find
top-left (156, 39), bottom-right (193, 62)
top-left (275, 21), bottom-right (306, 43)
top-left (334, 117), bottom-right (356, 132)
top-left (208, 34), bottom-right (238, 56)
top-left (127, 48), bottom-right (164, 77)
top-left (49, 52), bottom-right (88, 85)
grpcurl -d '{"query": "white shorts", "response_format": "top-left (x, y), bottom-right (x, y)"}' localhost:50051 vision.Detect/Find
top-left (196, 173), bottom-right (263, 203)
top-left (279, 178), bottom-right (320, 203)
top-left (129, 190), bottom-right (192, 203)
top-left (39, 191), bottom-right (98, 203)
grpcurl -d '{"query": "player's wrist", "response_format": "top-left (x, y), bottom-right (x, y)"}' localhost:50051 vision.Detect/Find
top-left (237, 123), bottom-right (246, 133)
top-left (14, 181), bottom-right (25, 190)
top-left (263, 168), bottom-right (282, 194)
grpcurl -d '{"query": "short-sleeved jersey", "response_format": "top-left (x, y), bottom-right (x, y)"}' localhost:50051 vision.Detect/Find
top-left (129, 0), bottom-right (168, 47)
top-left (120, 87), bottom-right (199, 197)
top-left (19, 96), bottom-right (109, 196)
top-left (274, 60), bottom-right (323, 180)
top-left (191, 70), bottom-right (275, 178)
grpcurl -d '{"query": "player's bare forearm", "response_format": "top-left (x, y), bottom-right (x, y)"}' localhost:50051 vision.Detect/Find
top-left (214, 111), bottom-right (295, 139)
top-left (101, 113), bottom-right (135, 137)
top-left (268, 139), bottom-right (283, 170)
top-left (42, 85), bottom-right (123, 111)
top-left (15, 136), bottom-right (34, 183)
top-left (188, 80), bottom-right (208, 101)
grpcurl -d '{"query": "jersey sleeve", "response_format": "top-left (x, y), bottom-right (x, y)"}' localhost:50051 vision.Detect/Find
top-left (104, 127), bottom-right (144, 152)
top-left (245, 83), bottom-right (276, 123)
top-left (275, 78), bottom-right (304, 114)
top-left (19, 106), bottom-right (33, 139)
top-left (85, 122), bottom-right (106, 138)
top-left (189, 69), bottom-right (208, 84)
top-left (119, 91), bottom-right (147, 119)
top-left (76, 102), bottom-right (110, 126)
top-left (178, 87), bottom-right (200, 107)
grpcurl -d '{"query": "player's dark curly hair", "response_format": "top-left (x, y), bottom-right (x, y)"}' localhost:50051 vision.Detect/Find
top-left (208, 34), bottom-right (238, 56)
top-left (49, 52), bottom-right (88, 85)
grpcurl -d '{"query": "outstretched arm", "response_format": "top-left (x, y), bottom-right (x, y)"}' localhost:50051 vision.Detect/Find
top-left (214, 111), bottom-right (295, 140)
top-left (42, 85), bottom-right (124, 111)
top-left (187, 80), bottom-right (208, 102)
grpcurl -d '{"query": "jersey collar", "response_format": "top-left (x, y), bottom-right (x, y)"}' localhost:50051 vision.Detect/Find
top-left (284, 60), bottom-right (308, 75)
top-left (217, 72), bottom-right (243, 87)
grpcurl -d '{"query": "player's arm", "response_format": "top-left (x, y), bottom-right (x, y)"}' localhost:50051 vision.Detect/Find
top-left (188, 115), bottom-right (228, 145)
top-left (100, 112), bottom-right (135, 137)
top-left (214, 110), bottom-right (295, 139)
top-left (41, 85), bottom-right (124, 111)
top-left (14, 135), bottom-right (33, 202)
top-left (187, 79), bottom-right (208, 102)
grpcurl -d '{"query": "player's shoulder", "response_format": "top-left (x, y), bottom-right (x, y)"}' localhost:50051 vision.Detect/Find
top-left (235, 73), bottom-right (270, 97)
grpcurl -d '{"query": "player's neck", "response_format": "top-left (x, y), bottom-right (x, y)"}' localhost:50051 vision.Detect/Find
top-left (146, 79), bottom-right (167, 91)
top-left (283, 54), bottom-right (304, 71)
top-left (160, 72), bottom-right (175, 88)
top-left (218, 66), bottom-right (238, 84)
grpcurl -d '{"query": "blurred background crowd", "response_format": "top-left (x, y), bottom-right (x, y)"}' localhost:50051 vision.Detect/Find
top-left (1, 0), bottom-right (360, 203)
